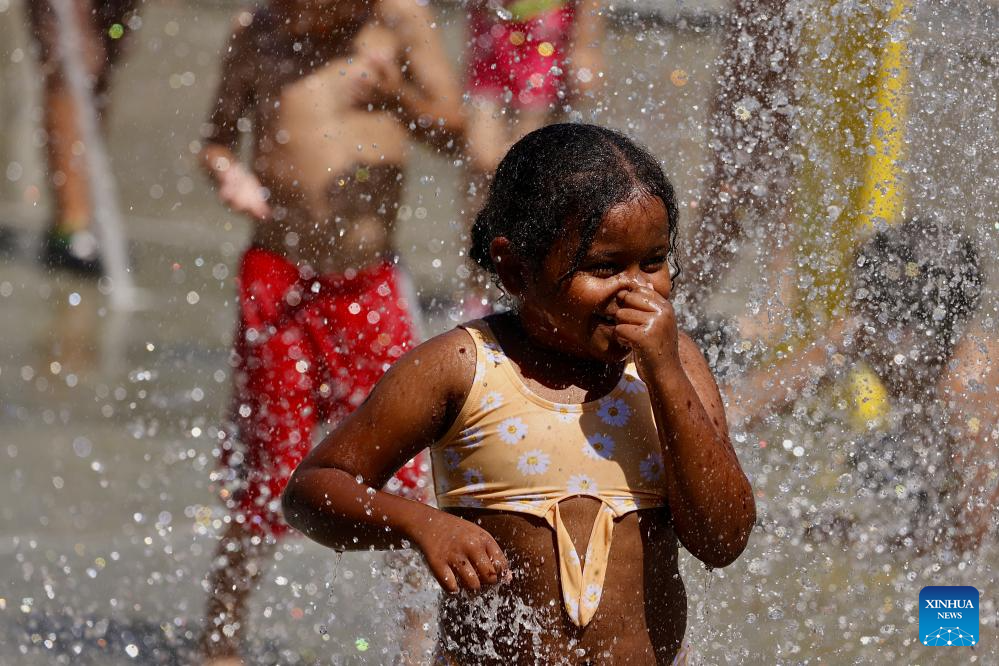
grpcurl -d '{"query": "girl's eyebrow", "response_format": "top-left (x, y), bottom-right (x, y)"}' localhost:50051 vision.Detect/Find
top-left (584, 245), bottom-right (670, 261)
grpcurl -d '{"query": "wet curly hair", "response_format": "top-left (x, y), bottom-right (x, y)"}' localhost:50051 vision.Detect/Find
top-left (469, 123), bottom-right (680, 285)
top-left (853, 217), bottom-right (983, 354)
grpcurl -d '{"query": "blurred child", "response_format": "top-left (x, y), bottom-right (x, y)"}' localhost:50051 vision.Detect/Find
top-left (27, 0), bottom-right (140, 274)
top-left (197, 0), bottom-right (464, 661)
top-left (457, 0), bottom-right (605, 318)
top-left (726, 217), bottom-right (996, 552)
top-left (284, 124), bottom-right (755, 663)
top-left (463, 0), bottom-right (605, 185)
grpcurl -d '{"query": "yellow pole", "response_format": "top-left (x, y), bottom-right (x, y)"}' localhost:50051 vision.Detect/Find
top-left (792, 0), bottom-right (912, 327)
top-left (856, 0), bottom-right (911, 231)
top-left (789, 0), bottom-right (912, 424)
top-left (846, 0), bottom-right (910, 427)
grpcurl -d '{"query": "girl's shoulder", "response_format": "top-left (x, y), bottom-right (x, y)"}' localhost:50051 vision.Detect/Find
top-left (386, 325), bottom-right (479, 416)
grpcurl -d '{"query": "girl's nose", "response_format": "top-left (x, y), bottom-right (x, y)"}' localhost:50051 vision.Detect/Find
top-left (620, 269), bottom-right (652, 290)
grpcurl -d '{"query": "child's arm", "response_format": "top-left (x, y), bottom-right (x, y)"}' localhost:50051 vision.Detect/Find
top-left (939, 324), bottom-right (999, 551)
top-left (199, 23), bottom-right (270, 221)
top-left (282, 330), bottom-right (509, 593)
top-left (614, 286), bottom-right (756, 568)
top-left (363, 0), bottom-right (465, 153)
top-left (567, 0), bottom-right (606, 101)
top-left (724, 317), bottom-right (852, 427)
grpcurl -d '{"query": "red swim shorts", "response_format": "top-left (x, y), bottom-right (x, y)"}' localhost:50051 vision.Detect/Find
top-left (218, 247), bottom-right (428, 536)
top-left (467, 1), bottom-right (576, 108)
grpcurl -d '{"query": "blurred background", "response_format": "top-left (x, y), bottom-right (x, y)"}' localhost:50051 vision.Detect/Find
top-left (1, 0), bottom-right (997, 663)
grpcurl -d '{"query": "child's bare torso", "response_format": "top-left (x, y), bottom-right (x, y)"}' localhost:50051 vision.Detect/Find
top-left (441, 503), bottom-right (686, 664)
top-left (436, 319), bottom-right (687, 663)
top-left (235, 12), bottom-right (410, 273)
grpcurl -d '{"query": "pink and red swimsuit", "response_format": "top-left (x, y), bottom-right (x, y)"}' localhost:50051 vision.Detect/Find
top-left (467, 0), bottom-right (576, 108)
top-left (219, 247), bottom-right (427, 536)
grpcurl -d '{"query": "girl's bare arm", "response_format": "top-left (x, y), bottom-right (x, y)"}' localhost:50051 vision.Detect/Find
top-left (648, 334), bottom-right (756, 568)
top-left (614, 285), bottom-right (755, 567)
top-left (281, 329), bottom-right (509, 592)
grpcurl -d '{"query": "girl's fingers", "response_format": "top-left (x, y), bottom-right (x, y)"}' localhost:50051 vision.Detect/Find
top-left (613, 323), bottom-right (646, 345)
top-left (611, 307), bottom-right (651, 326)
top-left (450, 557), bottom-right (481, 591)
top-left (482, 538), bottom-right (509, 575)
top-left (431, 559), bottom-right (459, 594)
top-left (469, 549), bottom-right (498, 585)
top-left (616, 288), bottom-right (661, 312)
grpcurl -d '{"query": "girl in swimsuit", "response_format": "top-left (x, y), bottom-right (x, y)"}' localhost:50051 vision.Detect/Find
top-left (283, 124), bottom-right (756, 664)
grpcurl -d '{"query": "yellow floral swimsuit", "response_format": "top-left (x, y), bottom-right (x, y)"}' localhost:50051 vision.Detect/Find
top-left (431, 320), bottom-right (668, 626)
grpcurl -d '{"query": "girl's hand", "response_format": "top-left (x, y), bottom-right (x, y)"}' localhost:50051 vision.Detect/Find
top-left (612, 285), bottom-right (682, 381)
top-left (412, 511), bottom-right (510, 594)
top-left (217, 163), bottom-right (271, 221)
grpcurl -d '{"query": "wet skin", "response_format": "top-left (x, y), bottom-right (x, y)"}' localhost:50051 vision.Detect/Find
top-left (283, 196), bottom-right (754, 664)
top-left (433, 198), bottom-right (686, 663)
top-left (202, 0), bottom-right (463, 274)
top-left (443, 498), bottom-right (687, 663)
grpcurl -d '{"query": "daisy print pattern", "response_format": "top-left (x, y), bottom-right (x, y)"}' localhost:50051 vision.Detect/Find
top-left (462, 467), bottom-right (486, 492)
top-left (435, 474), bottom-right (450, 494)
top-left (481, 391), bottom-right (504, 412)
top-left (554, 403), bottom-right (581, 423)
top-left (498, 417), bottom-right (528, 444)
top-left (517, 449), bottom-right (551, 476)
top-left (619, 371), bottom-right (646, 394)
top-left (443, 448), bottom-right (461, 471)
top-left (613, 497), bottom-right (638, 512)
top-left (581, 584), bottom-right (602, 611)
top-left (640, 453), bottom-right (665, 483)
top-left (460, 426), bottom-right (485, 447)
top-left (597, 397), bottom-right (631, 427)
top-left (564, 594), bottom-right (580, 624)
top-left (483, 342), bottom-right (506, 365)
top-left (582, 433), bottom-right (616, 460)
top-left (566, 474), bottom-right (598, 496)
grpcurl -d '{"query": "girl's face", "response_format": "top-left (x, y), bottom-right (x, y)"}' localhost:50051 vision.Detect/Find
top-left (515, 194), bottom-right (673, 362)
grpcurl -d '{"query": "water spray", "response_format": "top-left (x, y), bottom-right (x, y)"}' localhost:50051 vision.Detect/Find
top-left (49, 0), bottom-right (145, 310)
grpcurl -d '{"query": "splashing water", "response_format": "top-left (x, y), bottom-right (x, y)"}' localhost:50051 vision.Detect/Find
top-left (0, 0), bottom-right (996, 663)
top-left (48, 0), bottom-right (143, 310)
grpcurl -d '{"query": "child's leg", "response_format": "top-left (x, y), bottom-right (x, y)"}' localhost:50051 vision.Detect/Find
top-left (200, 521), bottom-right (276, 663)
top-left (687, 0), bottom-right (797, 309)
top-left (26, 0), bottom-right (95, 236)
top-left (27, 0), bottom-right (130, 229)
top-left (28, 0), bottom-right (138, 272)
top-left (465, 97), bottom-right (553, 175)
top-left (203, 249), bottom-right (316, 661)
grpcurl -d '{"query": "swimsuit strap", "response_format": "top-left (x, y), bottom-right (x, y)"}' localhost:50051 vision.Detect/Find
top-left (545, 497), bottom-right (617, 626)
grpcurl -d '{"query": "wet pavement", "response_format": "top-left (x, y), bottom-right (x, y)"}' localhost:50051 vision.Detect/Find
top-left (1, 0), bottom-right (998, 664)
